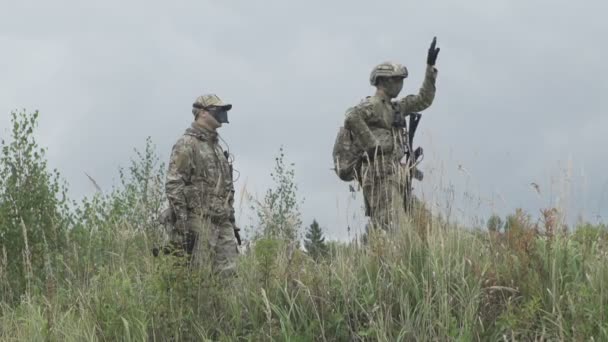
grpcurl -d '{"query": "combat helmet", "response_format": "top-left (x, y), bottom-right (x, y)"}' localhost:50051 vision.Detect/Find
top-left (369, 62), bottom-right (408, 86)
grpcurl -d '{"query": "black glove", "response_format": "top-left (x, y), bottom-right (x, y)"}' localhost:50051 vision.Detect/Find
top-left (175, 218), bottom-right (188, 234)
top-left (414, 147), bottom-right (423, 160)
top-left (173, 215), bottom-right (197, 255)
top-left (183, 230), bottom-right (197, 254)
top-left (234, 227), bottom-right (242, 246)
top-left (426, 37), bottom-right (440, 66)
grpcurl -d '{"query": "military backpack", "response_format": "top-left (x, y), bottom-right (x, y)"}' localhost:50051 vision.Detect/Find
top-left (332, 126), bottom-right (363, 182)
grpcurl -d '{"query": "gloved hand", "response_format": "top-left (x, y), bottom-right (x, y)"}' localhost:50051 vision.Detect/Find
top-left (234, 226), bottom-right (242, 246)
top-left (414, 146), bottom-right (423, 160)
top-left (426, 37), bottom-right (440, 66)
top-left (174, 212), bottom-right (189, 233)
top-left (170, 220), bottom-right (196, 255)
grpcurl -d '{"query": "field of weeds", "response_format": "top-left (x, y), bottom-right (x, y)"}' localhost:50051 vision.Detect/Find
top-left (1, 110), bottom-right (607, 341)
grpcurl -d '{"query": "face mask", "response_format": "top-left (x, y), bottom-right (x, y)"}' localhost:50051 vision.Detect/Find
top-left (209, 109), bottom-right (229, 124)
top-left (385, 78), bottom-right (404, 98)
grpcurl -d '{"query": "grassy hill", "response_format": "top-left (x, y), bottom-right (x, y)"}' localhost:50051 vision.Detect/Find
top-left (1, 111), bottom-right (607, 341)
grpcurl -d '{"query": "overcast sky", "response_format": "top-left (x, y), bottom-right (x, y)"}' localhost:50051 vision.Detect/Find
top-left (1, 0), bottom-right (607, 239)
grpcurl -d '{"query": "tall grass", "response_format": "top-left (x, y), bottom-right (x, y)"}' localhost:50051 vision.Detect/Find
top-left (2, 212), bottom-right (608, 340)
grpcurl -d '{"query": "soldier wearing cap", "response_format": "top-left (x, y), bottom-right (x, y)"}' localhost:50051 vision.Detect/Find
top-left (164, 94), bottom-right (240, 275)
top-left (344, 38), bottom-right (440, 230)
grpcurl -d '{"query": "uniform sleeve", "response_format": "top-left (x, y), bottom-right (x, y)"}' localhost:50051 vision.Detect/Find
top-left (397, 65), bottom-right (438, 114)
top-left (344, 104), bottom-right (377, 151)
top-left (165, 138), bottom-right (192, 221)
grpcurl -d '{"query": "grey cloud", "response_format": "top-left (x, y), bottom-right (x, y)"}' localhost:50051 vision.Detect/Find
top-left (1, 0), bottom-right (607, 239)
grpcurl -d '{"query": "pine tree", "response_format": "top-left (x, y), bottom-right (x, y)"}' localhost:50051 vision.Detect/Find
top-left (304, 219), bottom-right (328, 261)
top-left (487, 214), bottom-right (503, 232)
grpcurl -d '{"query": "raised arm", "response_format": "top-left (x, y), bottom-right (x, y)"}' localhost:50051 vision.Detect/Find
top-left (396, 65), bottom-right (438, 114)
top-left (397, 37), bottom-right (440, 114)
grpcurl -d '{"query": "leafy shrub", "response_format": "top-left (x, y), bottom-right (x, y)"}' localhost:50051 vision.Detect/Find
top-left (0, 110), bottom-right (71, 303)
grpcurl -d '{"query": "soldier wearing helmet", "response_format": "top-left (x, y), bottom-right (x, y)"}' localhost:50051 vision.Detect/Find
top-left (344, 37), bottom-right (440, 230)
top-left (164, 93), bottom-right (240, 275)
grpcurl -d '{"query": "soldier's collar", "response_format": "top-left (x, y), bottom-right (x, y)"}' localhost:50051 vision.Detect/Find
top-left (185, 123), bottom-right (218, 142)
top-left (376, 92), bottom-right (393, 103)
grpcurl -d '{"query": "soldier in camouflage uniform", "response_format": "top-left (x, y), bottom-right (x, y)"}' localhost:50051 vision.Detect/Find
top-left (165, 94), bottom-right (240, 275)
top-left (345, 38), bottom-right (440, 230)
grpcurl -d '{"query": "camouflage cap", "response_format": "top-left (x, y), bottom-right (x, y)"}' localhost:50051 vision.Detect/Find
top-left (192, 94), bottom-right (232, 111)
top-left (369, 62), bottom-right (408, 86)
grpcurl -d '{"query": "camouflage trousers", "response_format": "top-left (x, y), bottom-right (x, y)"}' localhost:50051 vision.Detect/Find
top-left (172, 216), bottom-right (239, 276)
top-left (360, 158), bottom-right (410, 230)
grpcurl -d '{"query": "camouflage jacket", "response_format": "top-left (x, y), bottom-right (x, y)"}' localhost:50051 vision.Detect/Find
top-left (344, 65), bottom-right (437, 162)
top-left (165, 123), bottom-right (235, 223)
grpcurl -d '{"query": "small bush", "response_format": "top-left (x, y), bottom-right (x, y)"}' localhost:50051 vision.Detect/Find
top-left (0, 110), bottom-right (71, 303)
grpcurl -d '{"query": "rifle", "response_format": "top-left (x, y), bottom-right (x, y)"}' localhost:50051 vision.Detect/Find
top-left (394, 112), bottom-right (424, 212)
